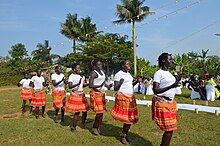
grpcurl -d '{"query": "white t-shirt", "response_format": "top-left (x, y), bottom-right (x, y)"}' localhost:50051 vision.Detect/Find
top-left (31, 76), bottom-right (45, 90)
top-left (51, 73), bottom-right (65, 90)
top-left (153, 69), bottom-right (176, 99)
top-left (114, 70), bottom-right (133, 95)
top-left (68, 74), bottom-right (84, 91)
top-left (19, 79), bottom-right (31, 89)
top-left (93, 70), bottom-right (105, 91)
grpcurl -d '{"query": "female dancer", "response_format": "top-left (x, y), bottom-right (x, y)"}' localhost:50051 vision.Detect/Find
top-left (51, 65), bottom-right (67, 123)
top-left (152, 53), bottom-right (180, 146)
top-left (30, 69), bottom-right (48, 119)
top-left (65, 63), bottom-right (89, 132)
top-left (18, 73), bottom-right (32, 113)
top-left (111, 60), bottom-right (138, 144)
top-left (89, 60), bottom-right (110, 136)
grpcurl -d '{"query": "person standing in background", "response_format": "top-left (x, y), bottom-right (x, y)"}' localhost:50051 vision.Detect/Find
top-left (18, 73), bottom-right (33, 114)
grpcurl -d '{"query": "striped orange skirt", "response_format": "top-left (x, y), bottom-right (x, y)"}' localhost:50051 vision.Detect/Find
top-left (65, 91), bottom-right (89, 113)
top-left (152, 95), bottom-right (177, 131)
top-left (111, 92), bottom-right (138, 124)
top-left (90, 90), bottom-right (106, 114)
top-left (30, 90), bottom-right (46, 107)
top-left (20, 88), bottom-right (32, 100)
top-left (52, 90), bottom-right (66, 108)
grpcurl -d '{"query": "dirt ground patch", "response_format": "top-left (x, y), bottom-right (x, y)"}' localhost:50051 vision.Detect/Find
top-left (0, 112), bottom-right (21, 120)
top-left (0, 87), bottom-right (21, 91)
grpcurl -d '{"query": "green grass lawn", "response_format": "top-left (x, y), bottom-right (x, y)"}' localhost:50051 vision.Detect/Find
top-left (0, 87), bottom-right (220, 146)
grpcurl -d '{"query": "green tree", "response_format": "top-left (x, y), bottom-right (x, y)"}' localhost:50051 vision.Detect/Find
top-left (60, 13), bottom-right (97, 53)
top-left (136, 57), bottom-right (158, 78)
top-left (187, 51), bottom-right (201, 76)
top-left (113, 0), bottom-right (154, 76)
top-left (80, 16), bottom-right (98, 42)
top-left (71, 33), bottom-right (133, 76)
top-left (187, 49), bottom-right (209, 76)
top-left (207, 55), bottom-right (220, 76)
top-left (7, 43), bottom-right (32, 77)
top-left (60, 13), bottom-right (81, 53)
top-left (31, 40), bottom-right (59, 66)
top-left (197, 49), bottom-right (209, 70)
top-left (173, 53), bottom-right (189, 76)
top-left (0, 56), bottom-right (10, 63)
top-left (136, 57), bottom-right (150, 76)
top-left (8, 43), bottom-right (28, 59)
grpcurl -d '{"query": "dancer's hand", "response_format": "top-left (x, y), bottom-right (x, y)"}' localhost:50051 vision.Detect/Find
top-left (101, 80), bottom-right (105, 86)
top-left (78, 78), bottom-right (82, 85)
top-left (170, 80), bottom-right (179, 88)
top-left (120, 78), bottom-right (124, 84)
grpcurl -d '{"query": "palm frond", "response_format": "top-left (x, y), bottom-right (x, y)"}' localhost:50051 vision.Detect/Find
top-left (114, 0), bottom-right (154, 25)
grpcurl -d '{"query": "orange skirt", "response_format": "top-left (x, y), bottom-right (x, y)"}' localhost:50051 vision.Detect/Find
top-left (65, 91), bottom-right (89, 113)
top-left (52, 90), bottom-right (66, 108)
top-left (20, 88), bottom-right (32, 100)
top-left (90, 90), bottom-right (106, 114)
top-left (30, 90), bottom-right (46, 107)
top-left (111, 92), bottom-right (138, 124)
top-left (152, 95), bottom-right (177, 131)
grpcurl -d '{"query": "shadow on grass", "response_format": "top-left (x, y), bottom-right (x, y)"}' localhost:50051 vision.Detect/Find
top-left (95, 122), bottom-right (153, 146)
top-left (46, 110), bottom-right (152, 145)
top-left (21, 105), bottom-right (32, 114)
top-left (46, 110), bottom-right (71, 126)
top-left (46, 110), bottom-right (94, 128)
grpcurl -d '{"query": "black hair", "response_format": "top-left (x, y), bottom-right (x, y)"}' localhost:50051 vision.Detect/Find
top-left (119, 59), bottom-right (130, 71)
top-left (119, 60), bottom-right (125, 70)
top-left (158, 53), bottom-right (171, 67)
top-left (55, 65), bottom-right (61, 70)
top-left (91, 59), bottom-right (101, 67)
top-left (35, 69), bottom-right (41, 72)
top-left (71, 63), bottom-right (80, 71)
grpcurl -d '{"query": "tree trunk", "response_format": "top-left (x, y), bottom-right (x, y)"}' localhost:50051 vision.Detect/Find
top-left (106, 61), bottom-right (110, 76)
top-left (132, 20), bottom-right (137, 76)
top-left (73, 39), bottom-right (76, 53)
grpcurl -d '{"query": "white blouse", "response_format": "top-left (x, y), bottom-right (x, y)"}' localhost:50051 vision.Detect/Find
top-left (114, 70), bottom-right (133, 95)
top-left (153, 69), bottom-right (176, 99)
top-left (51, 73), bottom-right (65, 90)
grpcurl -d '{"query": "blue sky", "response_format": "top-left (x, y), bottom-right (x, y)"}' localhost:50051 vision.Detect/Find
top-left (0, 0), bottom-right (219, 65)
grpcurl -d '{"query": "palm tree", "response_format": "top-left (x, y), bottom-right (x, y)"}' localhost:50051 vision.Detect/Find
top-left (80, 16), bottom-right (98, 42)
top-left (60, 13), bottom-right (81, 53)
top-left (113, 0), bottom-right (154, 76)
top-left (60, 14), bottom-right (98, 53)
top-left (32, 40), bottom-right (60, 64)
top-left (173, 53), bottom-right (189, 74)
top-left (198, 49), bottom-right (209, 70)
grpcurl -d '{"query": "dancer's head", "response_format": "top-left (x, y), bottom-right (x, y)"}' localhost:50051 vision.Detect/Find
top-left (55, 65), bottom-right (62, 74)
top-left (92, 60), bottom-right (102, 71)
top-left (158, 53), bottom-right (173, 70)
top-left (72, 63), bottom-right (81, 74)
top-left (36, 69), bottom-right (42, 77)
top-left (120, 60), bottom-right (131, 72)
top-left (24, 73), bottom-right (29, 79)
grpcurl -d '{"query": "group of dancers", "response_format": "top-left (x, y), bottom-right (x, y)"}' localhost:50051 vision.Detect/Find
top-left (18, 53), bottom-right (180, 146)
